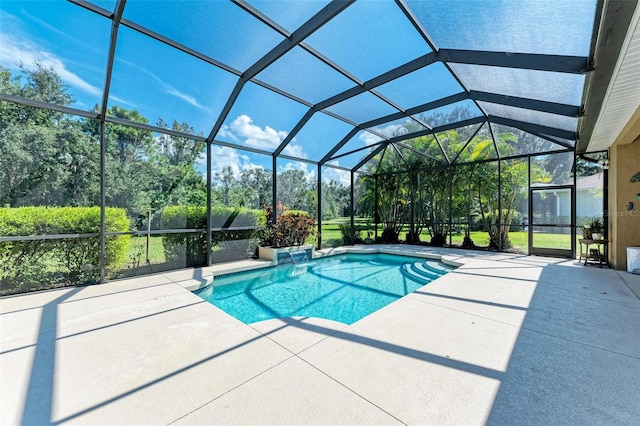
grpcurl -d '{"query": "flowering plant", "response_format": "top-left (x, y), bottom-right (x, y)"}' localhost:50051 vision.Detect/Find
top-left (260, 202), bottom-right (315, 247)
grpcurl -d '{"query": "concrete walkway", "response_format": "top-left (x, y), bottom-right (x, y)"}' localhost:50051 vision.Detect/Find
top-left (1, 247), bottom-right (639, 425)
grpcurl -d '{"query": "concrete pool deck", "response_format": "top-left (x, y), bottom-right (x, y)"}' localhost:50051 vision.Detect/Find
top-left (1, 246), bottom-right (639, 425)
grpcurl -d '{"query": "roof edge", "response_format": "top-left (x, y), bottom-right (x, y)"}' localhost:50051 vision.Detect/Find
top-left (577, 0), bottom-right (639, 153)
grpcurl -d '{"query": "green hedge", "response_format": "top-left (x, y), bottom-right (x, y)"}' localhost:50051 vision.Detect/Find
top-left (0, 207), bottom-right (130, 293)
top-left (160, 206), bottom-right (265, 267)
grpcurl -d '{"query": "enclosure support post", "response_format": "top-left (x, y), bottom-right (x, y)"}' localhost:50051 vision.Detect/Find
top-left (146, 210), bottom-right (151, 264)
top-left (350, 171), bottom-right (355, 244)
top-left (571, 151), bottom-right (577, 258)
top-left (528, 157), bottom-right (532, 254)
top-left (603, 159), bottom-right (609, 240)
top-left (99, 121), bottom-right (106, 283)
top-left (410, 172), bottom-right (416, 243)
top-left (97, 1), bottom-right (125, 282)
top-left (206, 141), bottom-right (212, 265)
top-left (498, 159), bottom-right (502, 251)
top-left (272, 156), bottom-right (278, 224)
top-left (418, 172), bottom-right (422, 242)
top-left (448, 168), bottom-right (453, 247)
top-left (374, 174), bottom-right (379, 241)
top-left (317, 164), bottom-right (322, 249)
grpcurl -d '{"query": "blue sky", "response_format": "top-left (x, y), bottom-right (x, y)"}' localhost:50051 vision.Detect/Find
top-left (0, 0), bottom-right (596, 183)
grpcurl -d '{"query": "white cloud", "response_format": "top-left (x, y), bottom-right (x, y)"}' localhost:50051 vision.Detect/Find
top-left (230, 115), bottom-right (286, 150)
top-left (282, 143), bottom-right (306, 158)
top-left (114, 58), bottom-right (211, 112)
top-left (358, 130), bottom-right (384, 146)
top-left (279, 161), bottom-right (316, 182)
top-left (164, 86), bottom-right (209, 111)
top-left (210, 146), bottom-right (249, 178)
top-left (108, 94), bottom-right (134, 106)
top-left (209, 146), bottom-right (274, 180)
top-left (217, 125), bottom-right (240, 143)
top-left (241, 163), bottom-right (266, 173)
top-left (322, 164), bottom-right (351, 187)
top-left (0, 32), bottom-right (102, 97)
top-left (370, 123), bottom-right (410, 139)
top-left (226, 115), bottom-right (306, 158)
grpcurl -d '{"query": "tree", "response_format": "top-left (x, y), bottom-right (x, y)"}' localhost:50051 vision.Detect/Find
top-left (469, 131), bottom-right (550, 249)
top-left (356, 173), bottom-right (381, 219)
top-left (81, 106), bottom-right (157, 216)
top-left (84, 105), bottom-right (209, 224)
top-left (152, 119), bottom-right (207, 210)
top-left (321, 179), bottom-right (350, 219)
top-left (82, 105), bottom-right (154, 164)
top-left (0, 62), bottom-right (73, 126)
top-left (237, 167), bottom-right (272, 209)
top-left (1, 64), bottom-right (210, 228)
top-left (405, 135), bottom-right (454, 245)
top-left (370, 147), bottom-right (410, 243)
top-left (276, 169), bottom-right (312, 212)
top-left (156, 119), bottom-right (205, 165)
top-left (0, 64), bottom-right (99, 207)
top-left (213, 166), bottom-right (237, 207)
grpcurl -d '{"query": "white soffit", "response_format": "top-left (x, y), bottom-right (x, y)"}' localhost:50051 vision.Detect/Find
top-left (587, 4), bottom-right (640, 152)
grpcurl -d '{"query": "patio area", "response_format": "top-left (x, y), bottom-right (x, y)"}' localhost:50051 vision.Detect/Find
top-left (1, 246), bottom-right (639, 425)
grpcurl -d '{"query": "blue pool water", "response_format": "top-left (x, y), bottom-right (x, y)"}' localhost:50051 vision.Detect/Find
top-left (194, 253), bottom-right (452, 324)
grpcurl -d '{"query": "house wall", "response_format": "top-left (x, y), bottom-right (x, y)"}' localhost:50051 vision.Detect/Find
top-left (577, 189), bottom-right (603, 219)
top-left (608, 119), bottom-right (640, 270)
top-left (557, 189), bottom-right (571, 218)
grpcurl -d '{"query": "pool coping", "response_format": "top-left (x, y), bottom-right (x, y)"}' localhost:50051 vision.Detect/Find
top-left (180, 244), bottom-right (472, 292)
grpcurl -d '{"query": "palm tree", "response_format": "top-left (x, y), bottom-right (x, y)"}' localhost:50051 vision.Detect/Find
top-left (467, 131), bottom-right (550, 249)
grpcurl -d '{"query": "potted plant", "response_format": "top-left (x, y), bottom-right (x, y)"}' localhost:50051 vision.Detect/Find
top-left (580, 217), bottom-right (603, 240)
top-left (580, 221), bottom-right (592, 240)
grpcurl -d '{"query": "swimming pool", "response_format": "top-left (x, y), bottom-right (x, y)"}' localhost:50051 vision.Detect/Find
top-left (195, 253), bottom-right (454, 325)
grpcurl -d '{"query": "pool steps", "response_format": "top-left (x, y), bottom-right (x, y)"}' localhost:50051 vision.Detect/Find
top-left (425, 260), bottom-right (456, 272)
top-left (401, 260), bottom-right (453, 283)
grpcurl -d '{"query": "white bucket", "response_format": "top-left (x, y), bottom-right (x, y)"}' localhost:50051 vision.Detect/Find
top-left (627, 247), bottom-right (640, 273)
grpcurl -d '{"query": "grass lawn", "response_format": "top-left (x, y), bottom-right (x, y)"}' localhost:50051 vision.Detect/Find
top-left (320, 217), bottom-right (578, 253)
top-left (128, 235), bottom-right (166, 265)
top-left (123, 221), bottom-right (580, 265)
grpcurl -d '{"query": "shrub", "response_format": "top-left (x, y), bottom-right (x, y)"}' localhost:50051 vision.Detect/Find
top-left (472, 210), bottom-right (526, 232)
top-left (210, 205), bottom-right (265, 229)
top-left (380, 224), bottom-right (400, 243)
top-left (260, 204), bottom-right (315, 247)
top-left (339, 223), bottom-right (361, 245)
top-left (430, 233), bottom-right (447, 247)
top-left (508, 211), bottom-right (526, 232)
top-left (0, 206), bottom-right (129, 293)
top-left (160, 205), bottom-right (264, 266)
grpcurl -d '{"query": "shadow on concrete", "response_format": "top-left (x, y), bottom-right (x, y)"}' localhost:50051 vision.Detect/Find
top-left (10, 253), bottom-right (640, 425)
top-left (486, 262), bottom-right (640, 425)
top-left (21, 286), bottom-right (85, 425)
